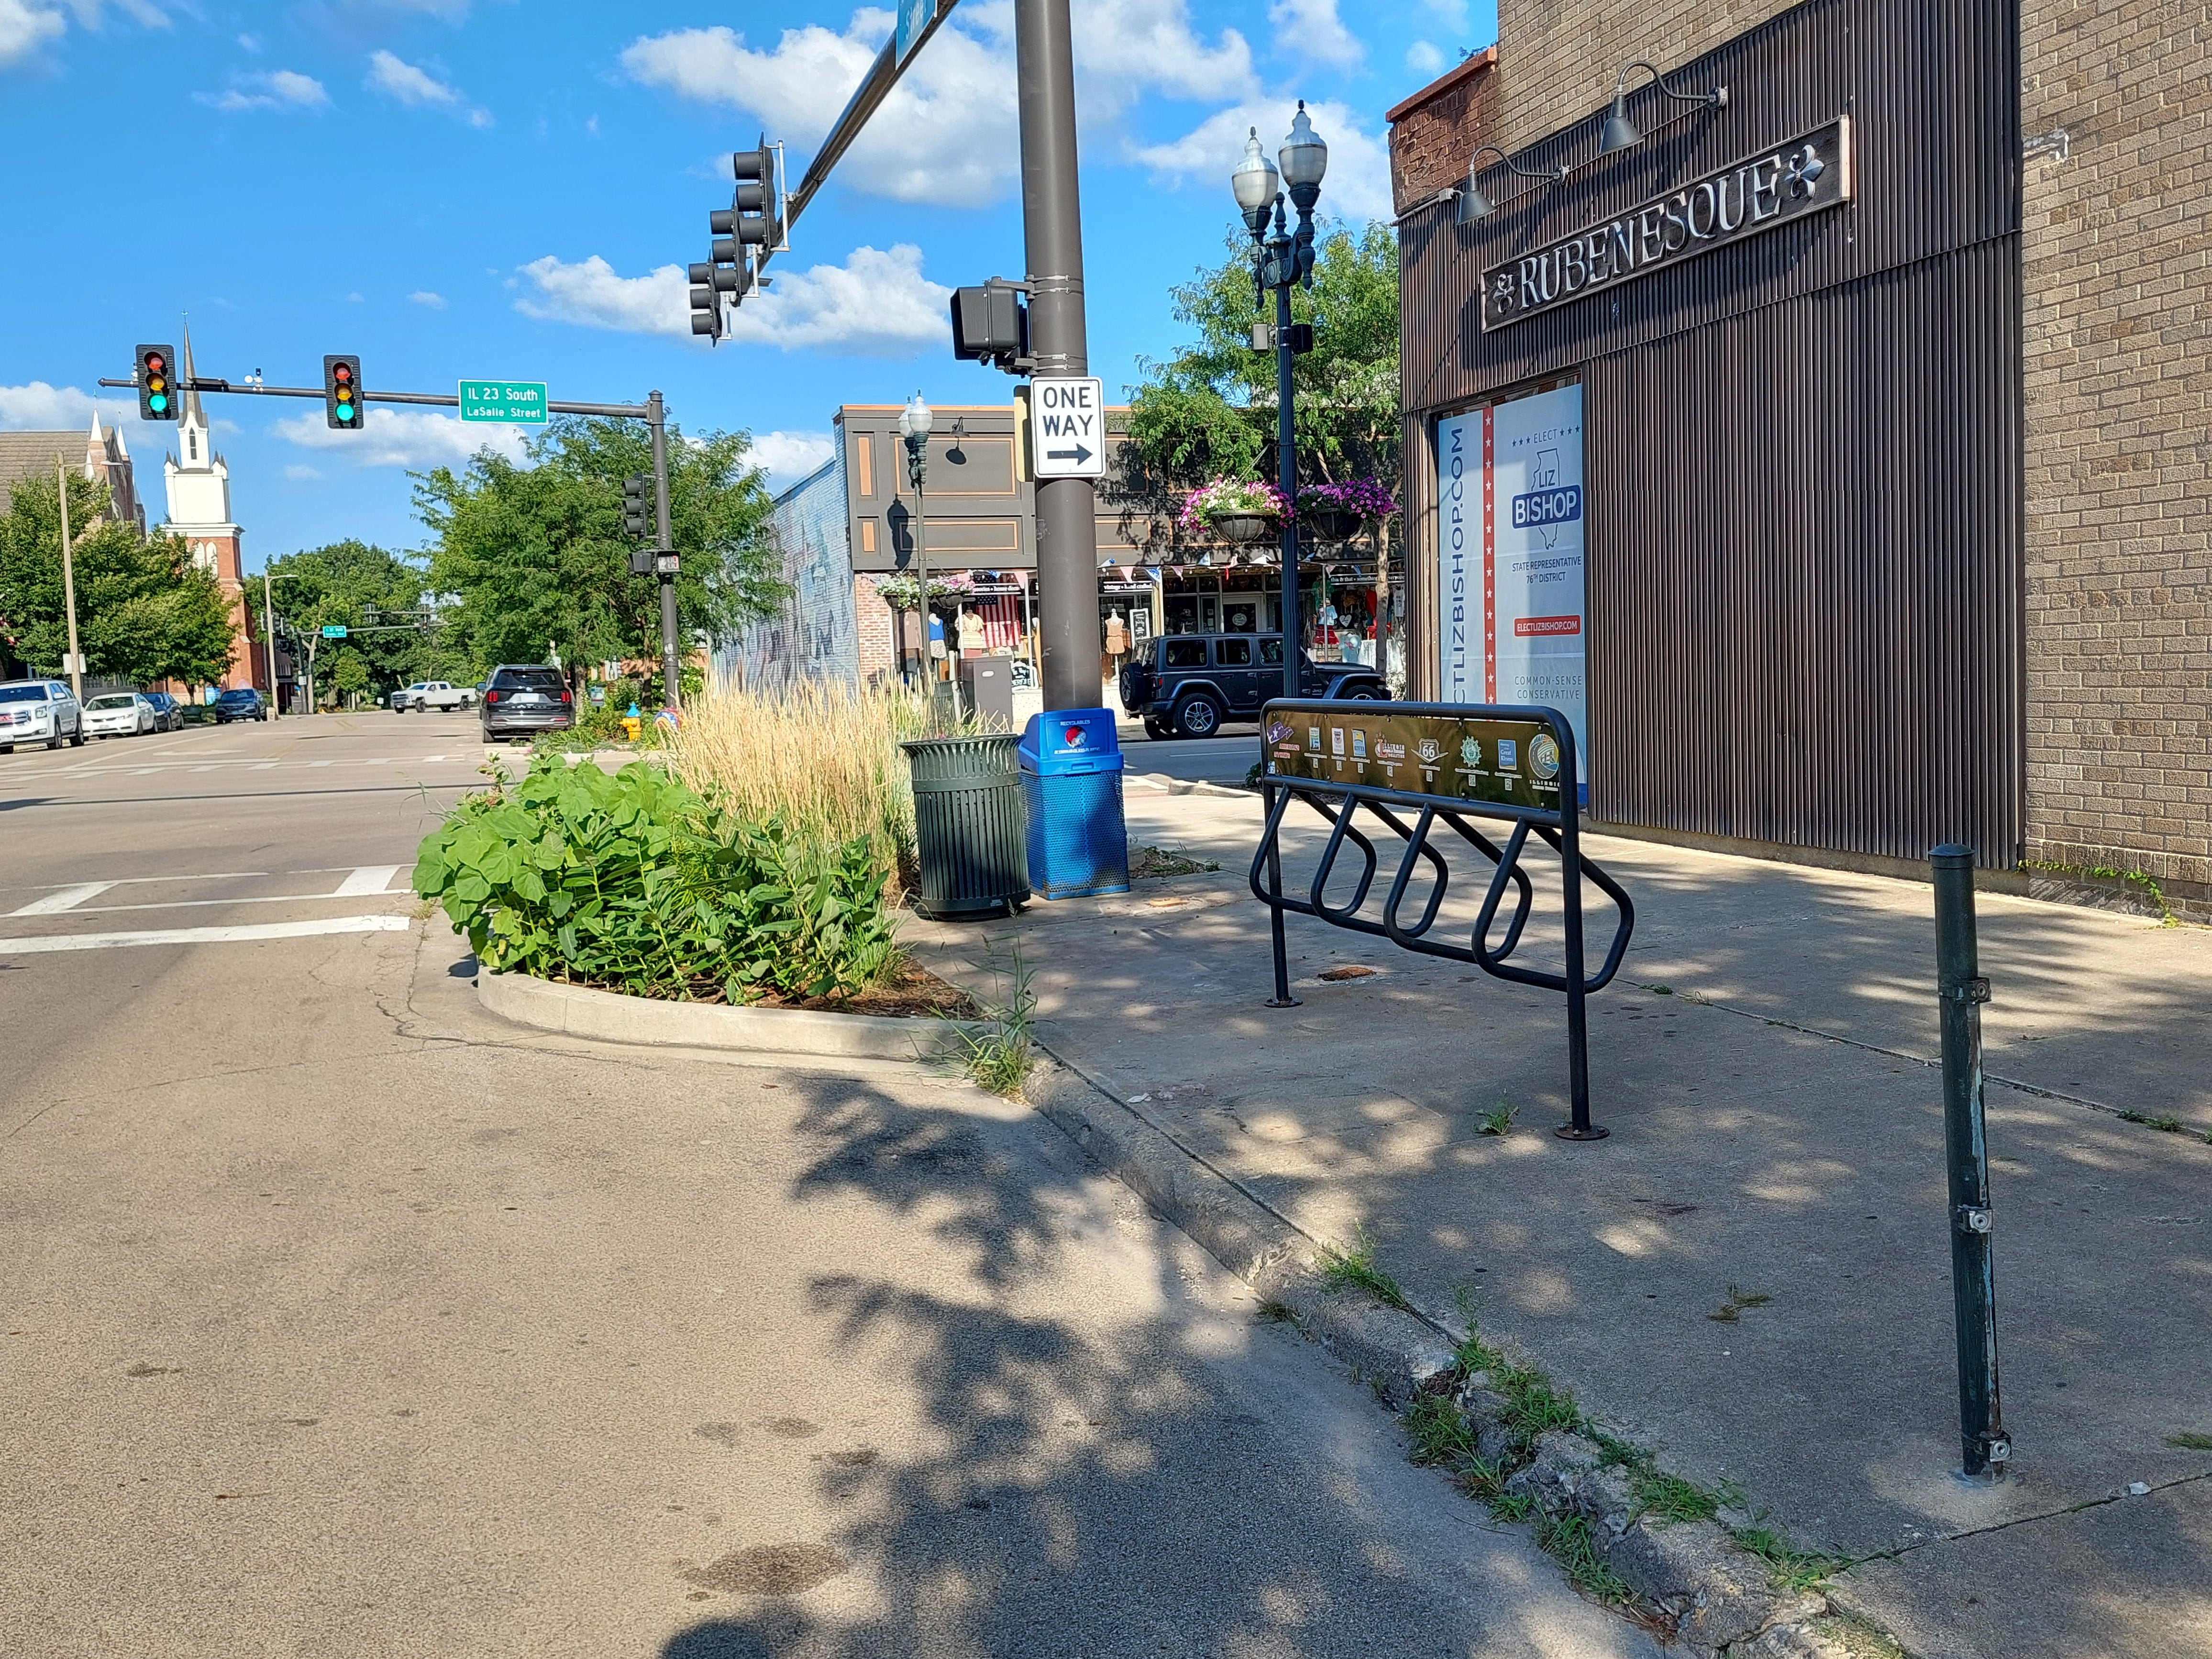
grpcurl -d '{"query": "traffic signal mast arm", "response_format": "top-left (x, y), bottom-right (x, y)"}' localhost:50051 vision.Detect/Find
top-left (97, 375), bottom-right (655, 420)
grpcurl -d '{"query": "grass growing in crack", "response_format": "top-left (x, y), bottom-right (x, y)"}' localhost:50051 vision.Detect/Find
top-left (941, 939), bottom-right (1038, 1097)
top-left (2167, 1432), bottom-right (2212, 1451)
top-left (1707, 1284), bottom-right (1775, 1322)
top-left (1253, 1300), bottom-right (1302, 1327)
top-left (1477, 1099), bottom-right (1517, 1136)
top-left (1536, 1511), bottom-right (1632, 1602)
top-left (1730, 1525), bottom-right (1849, 1593)
top-left (1316, 1226), bottom-right (1414, 1312)
top-left (1633, 1469), bottom-right (1725, 1524)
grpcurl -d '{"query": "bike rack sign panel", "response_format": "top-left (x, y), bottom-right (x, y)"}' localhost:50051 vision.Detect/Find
top-left (1266, 708), bottom-right (1568, 813)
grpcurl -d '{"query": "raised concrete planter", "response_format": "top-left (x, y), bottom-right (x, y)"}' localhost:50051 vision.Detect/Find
top-left (476, 969), bottom-right (981, 1061)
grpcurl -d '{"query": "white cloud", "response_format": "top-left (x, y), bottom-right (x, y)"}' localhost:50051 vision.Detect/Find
top-left (0, 1), bottom-right (67, 64)
top-left (1405, 40), bottom-right (1445, 77)
top-left (366, 49), bottom-right (456, 105)
top-left (514, 244), bottom-right (951, 356)
top-left (201, 69), bottom-right (328, 111)
top-left (272, 407), bottom-right (529, 469)
top-left (1267, 0), bottom-right (1361, 66)
top-left (1421, 0), bottom-right (1469, 29)
top-left (283, 464), bottom-right (323, 480)
top-left (621, 2), bottom-right (1254, 208)
top-left (236, 30), bottom-right (260, 52)
top-left (409, 290), bottom-right (447, 308)
top-left (1134, 98), bottom-right (1394, 222)
top-left (751, 430), bottom-right (835, 488)
top-left (0, 380), bottom-right (140, 433)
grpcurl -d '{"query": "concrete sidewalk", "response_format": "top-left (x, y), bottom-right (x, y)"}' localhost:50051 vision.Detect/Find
top-left (911, 788), bottom-right (2212, 1659)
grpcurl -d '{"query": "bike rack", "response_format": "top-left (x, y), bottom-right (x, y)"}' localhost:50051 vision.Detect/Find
top-left (1249, 699), bottom-right (1635, 1139)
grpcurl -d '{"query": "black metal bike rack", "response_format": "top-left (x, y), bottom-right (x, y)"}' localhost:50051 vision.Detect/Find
top-left (1249, 699), bottom-right (1636, 1139)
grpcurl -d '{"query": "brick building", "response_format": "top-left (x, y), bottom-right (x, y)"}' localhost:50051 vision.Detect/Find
top-left (1388, 0), bottom-right (2211, 917)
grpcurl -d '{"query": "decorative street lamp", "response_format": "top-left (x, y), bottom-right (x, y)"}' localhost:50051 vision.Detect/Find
top-left (1233, 104), bottom-right (1327, 701)
top-left (897, 390), bottom-right (933, 691)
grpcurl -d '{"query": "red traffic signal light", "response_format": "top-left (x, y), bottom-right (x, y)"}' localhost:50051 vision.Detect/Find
top-left (323, 354), bottom-right (364, 431)
top-left (136, 343), bottom-right (179, 421)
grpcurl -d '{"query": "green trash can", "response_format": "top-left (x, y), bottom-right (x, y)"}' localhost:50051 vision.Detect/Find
top-left (901, 733), bottom-right (1030, 919)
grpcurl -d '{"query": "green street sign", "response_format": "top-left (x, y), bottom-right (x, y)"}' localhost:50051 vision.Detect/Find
top-left (459, 379), bottom-right (549, 424)
top-left (321, 624), bottom-right (348, 638)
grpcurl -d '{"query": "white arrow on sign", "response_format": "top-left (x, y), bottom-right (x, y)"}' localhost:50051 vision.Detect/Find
top-left (1029, 376), bottom-right (1106, 478)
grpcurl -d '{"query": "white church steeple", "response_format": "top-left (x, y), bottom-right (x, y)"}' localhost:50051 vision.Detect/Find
top-left (164, 321), bottom-right (234, 542)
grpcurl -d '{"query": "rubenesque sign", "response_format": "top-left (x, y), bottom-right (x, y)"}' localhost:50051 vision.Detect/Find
top-left (1480, 118), bottom-right (1853, 330)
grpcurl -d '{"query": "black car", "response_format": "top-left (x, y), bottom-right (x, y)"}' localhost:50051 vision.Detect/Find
top-left (1118, 632), bottom-right (1389, 739)
top-left (213, 687), bottom-right (266, 723)
top-left (480, 664), bottom-right (575, 740)
top-left (142, 691), bottom-right (184, 732)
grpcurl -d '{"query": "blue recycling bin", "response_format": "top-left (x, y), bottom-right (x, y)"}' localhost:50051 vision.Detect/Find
top-left (1018, 708), bottom-right (1130, 900)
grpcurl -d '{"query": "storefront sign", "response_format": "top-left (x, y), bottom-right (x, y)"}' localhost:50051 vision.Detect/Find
top-left (1481, 118), bottom-right (1852, 330)
top-left (1265, 708), bottom-right (1568, 813)
top-left (1436, 385), bottom-right (1587, 803)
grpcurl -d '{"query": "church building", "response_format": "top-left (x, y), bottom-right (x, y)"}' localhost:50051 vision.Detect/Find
top-left (162, 327), bottom-right (263, 694)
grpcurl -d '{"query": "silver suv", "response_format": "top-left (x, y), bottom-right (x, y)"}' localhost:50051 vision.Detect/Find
top-left (0, 679), bottom-right (87, 752)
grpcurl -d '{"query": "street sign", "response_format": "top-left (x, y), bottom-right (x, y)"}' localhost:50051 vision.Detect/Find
top-left (894, 0), bottom-right (934, 63)
top-left (1029, 376), bottom-right (1106, 478)
top-left (321, 624), bottom-right (348, 638)
top-left (458, 380), bottom-right (549, 424)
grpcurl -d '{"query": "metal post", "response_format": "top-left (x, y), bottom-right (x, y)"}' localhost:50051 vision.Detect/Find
top-left (1015, 0), bottom-right (1101, 714)
top-left (648, 390), bottom-right (681, 710)
top-left (1262, 778), bottom-right (1299, 1007)
top-left (54, 456), bottom-right (83, 701)
top-left (1555, 761), bottom-right (1605, 1139)
top-left (1274, 273), bottom-right (1300, 701)
top-left (263, 571), bottom-right (279, 717)
top-left (1932, 845), bottom-right (2009, 1479)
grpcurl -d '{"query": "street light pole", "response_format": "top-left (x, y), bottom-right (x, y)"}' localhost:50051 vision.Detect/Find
top-left (53, 455), bottom-right (83, 701)
top-left (1015, 0), bottom-right (1102, 714)
top-left (1234, 107), bottom-right (1329, 702)
top-left (647, 390), bottom-right (681, 710)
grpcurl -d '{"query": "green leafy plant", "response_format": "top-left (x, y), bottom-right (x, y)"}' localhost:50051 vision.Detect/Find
top-left (1478, 1099), bottom-right (1517, 1136)
top-left (1316, 1226), bottom-right (1414, 1312)
top-left (1729, 1526), bottom-right (1849, 1594)
top-left (413, 755), bottom-right (898, 1003)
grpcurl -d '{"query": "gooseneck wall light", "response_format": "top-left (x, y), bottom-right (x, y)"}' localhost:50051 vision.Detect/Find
top-left (1457, 144), bottom-right (1568, 224)
top-left (1599, 60), bottom-right (1728, 155)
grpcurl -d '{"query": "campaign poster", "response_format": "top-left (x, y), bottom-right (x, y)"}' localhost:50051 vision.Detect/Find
top-left (1435, 385), bottom-right (1587, 803)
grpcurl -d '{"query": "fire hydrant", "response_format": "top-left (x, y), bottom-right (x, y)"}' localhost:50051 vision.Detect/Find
top-left (621, 700), bottom-right (642, 742)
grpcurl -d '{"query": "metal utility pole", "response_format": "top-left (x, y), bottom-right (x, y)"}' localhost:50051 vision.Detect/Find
top-left (1932, 845), bottom-right (2010, 1480)
top-left (647, 390), bottom-right (681, 710)
top-left (53, 455), bottom-right (83, 700)
top-left (262, 571), bottom-right (280, 716)
top-left (1015, 0), bottom-right (1102, 714)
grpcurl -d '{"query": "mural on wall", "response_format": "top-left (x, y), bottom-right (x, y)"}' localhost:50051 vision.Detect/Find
top-left (715, 450), bottom-right (861, 692)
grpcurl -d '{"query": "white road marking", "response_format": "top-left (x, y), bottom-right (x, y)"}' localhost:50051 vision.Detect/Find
top-left (11, 882), bottom-right (119, 916)
top-left (334, 865), bottom-right (402, 897)
top-left (310, 760), bottom-right (333, 767)
top-left (0, 915), bottom-right (410, 954)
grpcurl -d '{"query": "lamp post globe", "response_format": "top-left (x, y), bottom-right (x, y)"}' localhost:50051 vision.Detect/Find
top-left (897, 389), bottom-right (933, 443)
top-left (1231, 126), bottom-right (1280, 234)
top-left (1278, 101), bottom-right (1328, 204)
top-left (897, 390), bottom-right (934, 699)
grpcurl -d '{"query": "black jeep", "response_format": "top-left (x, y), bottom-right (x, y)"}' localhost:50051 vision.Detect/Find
top-left (1118, 632), bottom-right (1389, 739)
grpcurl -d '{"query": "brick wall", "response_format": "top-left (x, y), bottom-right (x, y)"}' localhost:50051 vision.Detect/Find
top-left (854, 575), bottom-right (899, 683)
top-left (2020, 0), bottom-right (2212, 917)
top-left (1488, 0), bottom-right (1801, 155)
top-left (1387, 50), bottom-right (1497, 212)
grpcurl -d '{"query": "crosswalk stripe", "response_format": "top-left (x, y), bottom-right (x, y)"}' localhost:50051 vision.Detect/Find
top-left (0, 915), bottom-right (410, 954)
top-left (333, 865), bottom-right (402, 897)
top-left (11, 882), bottom-right (118, 916)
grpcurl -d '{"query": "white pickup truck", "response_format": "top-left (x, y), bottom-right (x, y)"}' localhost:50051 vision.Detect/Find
top-left (390, 680), bottom-right (477, 713)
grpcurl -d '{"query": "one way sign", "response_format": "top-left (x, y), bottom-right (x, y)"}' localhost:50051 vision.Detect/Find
top-left (1028, 376), bottom-right (1106, 479)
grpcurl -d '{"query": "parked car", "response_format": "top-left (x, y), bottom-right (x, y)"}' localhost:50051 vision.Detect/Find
top-left (479, 664), bottom-right (574, 740)
top-left (142, 691), bottom-right (184, 732)
top-left (0, 679), bottom-right (86, 751)
top-left (213, 687), bottom-right (267, 723)
top-left (1117, 633), bottom-right (1389, 739)
top-left (391, 680), bottom-right (477, 713)
top-left (83, 692), bottom-right (156, 738)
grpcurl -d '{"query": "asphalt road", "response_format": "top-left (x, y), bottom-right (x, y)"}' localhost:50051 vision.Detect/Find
top-left (0, 710), bottom-right (1652, 1659)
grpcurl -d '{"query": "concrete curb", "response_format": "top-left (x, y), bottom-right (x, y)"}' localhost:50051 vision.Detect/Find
top-left (1125, 772), bottom-right (1254, 801)
top-left (1021, 1044), bottom-right (1858, 1659)
top-left (476, 970), bottom-right (983, 1062)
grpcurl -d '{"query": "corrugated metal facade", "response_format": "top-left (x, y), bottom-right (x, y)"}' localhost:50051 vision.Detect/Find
top-left (1401, 0), bottom-right (2024, 862)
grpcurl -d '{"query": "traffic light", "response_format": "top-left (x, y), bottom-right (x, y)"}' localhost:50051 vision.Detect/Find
top-left (729, 139), bottom-right (777, 248)
top-left (951, 285), bottom-right (1029, 373)
top-left (322, 355), bottom-right (364, 431)
top-left (135, 344), bottom-right (179, 420)
top-left (622, 474), bottom-right (653, 540)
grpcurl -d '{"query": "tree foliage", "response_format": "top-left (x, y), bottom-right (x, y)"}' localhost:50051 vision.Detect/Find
top-left (416, 417), bottom-right (779, 682)
top-left (0, 471), bottom-right (235, 685)
top-left (265, 539), bottom-right (446, 701)
top-left (1122, 221), bottom-right (1401, 504)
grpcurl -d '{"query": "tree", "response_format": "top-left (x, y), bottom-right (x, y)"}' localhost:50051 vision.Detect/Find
top-left (264, 540), bottom-right (442, 704)
top-left (415, 417), bottom-right (780, 690)
top-left (1123, 221), bottom-right (1401, 505)
top-left (0, 471), bottom-right (235, 685)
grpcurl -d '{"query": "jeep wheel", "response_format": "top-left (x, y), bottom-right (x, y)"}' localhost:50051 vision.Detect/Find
top-left (1174, 695), bottom-right (1224, 740)
top-left (1340, 683), bottom-right (1383, 701)
top-left (1142, 718), bottom-right (1170, 741)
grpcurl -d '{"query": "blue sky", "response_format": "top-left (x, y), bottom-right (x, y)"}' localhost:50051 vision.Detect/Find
top-left (0, 0), bottom-right (1496, 572)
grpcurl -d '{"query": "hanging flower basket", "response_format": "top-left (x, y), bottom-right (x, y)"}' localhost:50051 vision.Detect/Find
top-left (1297, 478), bottom-right (1398, 543)
top-left (1300, 508), bottom-right (1362, 543)
top-left (1179, 477), bottom-right (1292, 544)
